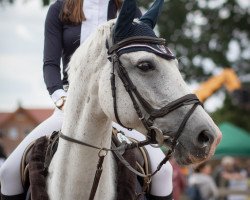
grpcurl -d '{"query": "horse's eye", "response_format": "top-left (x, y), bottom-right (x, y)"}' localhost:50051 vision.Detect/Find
top-left (136, 62), bottom-right (155, 72)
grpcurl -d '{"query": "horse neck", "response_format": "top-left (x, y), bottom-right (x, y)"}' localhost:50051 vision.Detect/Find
top-left (47, 71), bottom-right (116, 200)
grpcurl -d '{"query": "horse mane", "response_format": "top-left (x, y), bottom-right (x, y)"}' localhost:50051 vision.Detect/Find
top-left (62, 20), bottom-right (115, 131)
top-left (68, 20), bottom-right (115, 84)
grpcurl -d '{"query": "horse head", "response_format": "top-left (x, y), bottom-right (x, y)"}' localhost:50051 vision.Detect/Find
top-left (99, 0), bottom-right (222, 165)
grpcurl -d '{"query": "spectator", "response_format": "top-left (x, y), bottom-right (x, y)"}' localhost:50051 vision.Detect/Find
top-left (0, 145), bottom-right (6, 168)
top-left (188, 162), bottom-right (218, 200)
top-left (214, 156), bottom-right (236, 188)
top-left (246, 159), bottom-right (250, 177)
top-left (213, 156), bottom-right (248, 200)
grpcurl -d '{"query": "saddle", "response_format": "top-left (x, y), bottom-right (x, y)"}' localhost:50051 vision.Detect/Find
top-left (20, 130), bottom-right (151, 200)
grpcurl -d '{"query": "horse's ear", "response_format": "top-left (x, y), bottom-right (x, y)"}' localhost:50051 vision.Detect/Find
top-left (114, 0), bottom-right (137, 42)
top-left (139, 0), bottom-right (164, 29)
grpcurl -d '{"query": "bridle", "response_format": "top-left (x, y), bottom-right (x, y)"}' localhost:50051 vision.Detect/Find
top-left (59, 35), bottom-right (202, 200)
top-left (107, 35), bottom-right (202, 151)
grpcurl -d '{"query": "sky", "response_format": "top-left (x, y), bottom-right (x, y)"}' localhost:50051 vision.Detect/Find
top-left (0, 0), bottom-right (231, 113)
top-left (0, 0), bottom-right (51, 111)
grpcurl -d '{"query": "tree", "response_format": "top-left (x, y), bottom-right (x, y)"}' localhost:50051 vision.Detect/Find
top-left (211, 94), bottom-right (250, 132)
top-left (0, 0), bottom-right (50, 6)
top-left (140, 0), bottom-right (250, 80)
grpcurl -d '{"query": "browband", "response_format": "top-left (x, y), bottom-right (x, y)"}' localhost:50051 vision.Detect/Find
top-left (108, 36), bottom-right (166, 55)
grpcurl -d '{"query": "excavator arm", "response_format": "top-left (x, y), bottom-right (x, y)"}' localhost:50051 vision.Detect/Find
top-left (195, 68), bottom-right (241, 102)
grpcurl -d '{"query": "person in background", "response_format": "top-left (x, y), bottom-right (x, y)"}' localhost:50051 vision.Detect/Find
top-left (214, 156), bottom-right (237, 188)
top-left (213, 157), bottom-right (247, 200)
top-left (188, 162), bottom-right (218, 200)
top-left (0, 144), bottom-right (6, 168)
top-left (246, 159), bottom-right (250, 181)
top-left (0, 0), bottom-right (173, 199)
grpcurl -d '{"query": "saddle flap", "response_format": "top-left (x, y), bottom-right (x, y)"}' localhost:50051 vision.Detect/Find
top-left (20, 131), bottom-right (60, 199)
top-left (20, 140), bottom-right (36, 189)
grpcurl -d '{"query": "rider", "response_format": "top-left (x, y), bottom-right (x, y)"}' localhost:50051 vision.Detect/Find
top-left (0, 0), bottom-right (173, 199)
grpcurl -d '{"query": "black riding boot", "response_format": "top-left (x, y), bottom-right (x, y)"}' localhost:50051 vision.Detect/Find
top-left (148, 192), bottom-right (173, 200)
top-left (1, 193), bottom-right (26, 200)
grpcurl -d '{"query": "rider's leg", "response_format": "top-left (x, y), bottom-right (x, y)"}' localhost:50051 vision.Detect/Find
top-left (0, 108), bottom-right (63, 197)
top-left (145, 152), bottom-right (173, 199)
top-left (112, 123), bottom-right (173, 199)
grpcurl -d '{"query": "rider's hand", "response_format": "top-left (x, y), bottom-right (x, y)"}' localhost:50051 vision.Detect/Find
top-left (51, 89), bottom-right (67, 111)
top-left (54, 96), bottom-right (67, 110)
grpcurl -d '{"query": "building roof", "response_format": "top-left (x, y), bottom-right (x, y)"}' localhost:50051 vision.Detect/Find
top-left (0, 107), bottom-right (54, 126)
top-left (0, 113), bottom-right (11, 125)
top-left (25, 109), bottom-right (54, 123)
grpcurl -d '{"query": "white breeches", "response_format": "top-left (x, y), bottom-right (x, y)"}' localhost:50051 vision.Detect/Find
top-left (0, 110), bottom-right (172, 196)
top-left (0, 108), bottom-right (64, 195)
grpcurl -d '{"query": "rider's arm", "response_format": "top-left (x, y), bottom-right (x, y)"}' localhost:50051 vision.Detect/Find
top-left (43, 1), bottom-right (67, 104)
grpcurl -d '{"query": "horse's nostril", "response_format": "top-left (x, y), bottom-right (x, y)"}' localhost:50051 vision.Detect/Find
top-left (197, 130), bottom-right (210, 146)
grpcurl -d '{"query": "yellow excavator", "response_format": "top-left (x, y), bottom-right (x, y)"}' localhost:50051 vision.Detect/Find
top-left (194, 68), bottom-right (249, 108)
top-left (195, 68), bottom-right (241, 102)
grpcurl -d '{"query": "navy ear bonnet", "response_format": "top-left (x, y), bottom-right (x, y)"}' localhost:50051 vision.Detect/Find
top-left (115, 21), bottom-right (175, 60)
top-left (112, 0), bottom-right (175, 60)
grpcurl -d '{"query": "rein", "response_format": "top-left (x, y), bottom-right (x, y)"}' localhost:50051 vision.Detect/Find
top-left (59, 131), bottom-right (166, 200)
top-left (60, 131), bottom-right (165, 178)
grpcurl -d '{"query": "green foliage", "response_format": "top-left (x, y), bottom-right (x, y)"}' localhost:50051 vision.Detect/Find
top-left (211, 95), bottom-right (250, 132)
top-left (139, 0), bottom-right (250, 82)
top-left (0, 0), bottom-right (50, 6)
top-left (42, 0), bottom-right (50, 6)
top-left (0, 0), bottom-right (13, 5)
